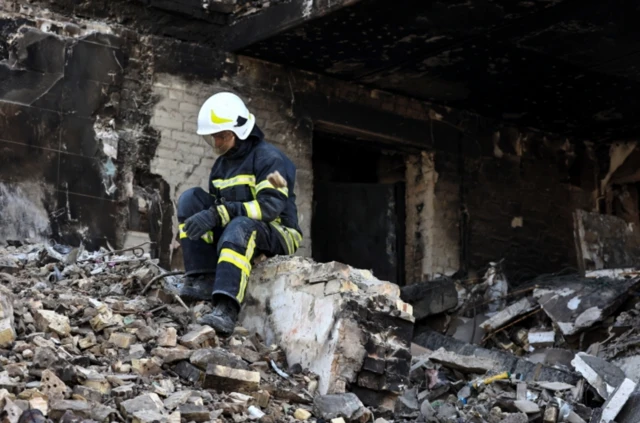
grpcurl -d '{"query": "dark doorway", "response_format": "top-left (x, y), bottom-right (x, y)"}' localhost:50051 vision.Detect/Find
top-left (311, 132), bottom-right (406, 285)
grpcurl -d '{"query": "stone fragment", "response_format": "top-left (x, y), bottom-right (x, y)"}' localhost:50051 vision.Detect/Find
top-left (600, 378), bottom-right (637, 423)
top-left (152, 346), bottom-right (193, 363)
top-left (109, 332), bottom-right (137, 349)
top-left (0, 318), bottom-right (16, 348)
top-left (41, 369), bottom-right (70, 401)
top-left (112, 384), bottom-right (135, 399)
top-left (164, 390), bottom-right (192, 410)
top-left (331, 419), bottom-right (346, 423)
top-left (513, 400), bottom-right (540, 414)
top-left (204, 365), bottom-right (260, 392)
top-left (78, 333), bottom-right (97, 350)
top-left (80, 371), bottom-right (111, 395)
top-left (313, 393), bottom-right (370, 423)
top-left (174, 361), bottom-right (204, 383)
top-left (240, 257), bottom-right (413, 403)
top-left (120, 393), bottom-right (165, 418)
top-left (49, 400), bottom-right (92, 420)
top-left (428, 347), bottom-right (498, 373)
top-left (180, 326), bottom-right (218, 349)
top-left (179, 404), bottom-right (211, 422)
top-left (34, 310), bottom-right (71, 336)
top-left (28, 397), bottom-right (48, 416)
top-left (571, 352), bottom-right (625, 399)
top-left (528, 330), bottom-right (555, 349)
top-left (190, 348), bottom-right (249, 370)
top-left (132, 357), bottom-right (163, 376)
top-left (135, 326), bottom-right (157, 342)
top-left (132, 410), bottom-right (168, 423)
top-left (480, 298), bottom-right (536, 332)
top-left (72, 385), bottom-right (104, 403)
top-left (294, 409), bottom-right (312, 420)
top-left (252, 390), bottom-right (271, 408)
top-left (534, 276), bottom-right (640, 336)
top-left (158, 327), bottom-right (177, 347)
top-left (3, 399), bottom-right (23, 423)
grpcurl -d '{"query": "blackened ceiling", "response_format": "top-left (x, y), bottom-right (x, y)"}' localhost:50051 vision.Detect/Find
top-left (234, 0), bottom-right (640, 142)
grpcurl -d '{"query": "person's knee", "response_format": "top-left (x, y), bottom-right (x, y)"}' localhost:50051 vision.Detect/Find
top-left (177, 187), bottom-right (207, 219)
top-left (218, 217), bottom-right (254, 249)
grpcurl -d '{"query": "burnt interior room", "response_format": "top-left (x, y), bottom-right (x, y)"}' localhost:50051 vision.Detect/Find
top-left (311, 131), bottom-right (406, 285)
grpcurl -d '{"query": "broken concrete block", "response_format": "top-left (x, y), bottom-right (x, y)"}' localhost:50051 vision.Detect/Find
top-left (313, 393), bottom-right (371, 423)
top-left (480, 298), bottom-right (536, 332)
top-left (112, 384), bottom-right (135, 399)
top-left (534, 276), bottom-right (640, 336)
top-left (600, 378), bottom-right (637, 423)
top-left (252, 390), bottom-right (270, 408)
top-left (72, 385), bottom-right (104, 403)
top-left (49, 400), bottom-right (92, 420)
top-left (158, 327), bottom-right (178, 347)
top-left (294, 409), bottom-right (312, 420)
top-left (135, 325), bottom-right (157, 342)
top-left (528, 330), bottom-right (555, 349)
top-left (240, 256), bottom-right (413, 407)
top-left (34, 310), bottom-right (70, 336)
top-left (400, 278), bottom-right (458, 320)
top-left (109, 332), bottom-right (136, 349)
top-left (513, 400), bottom-right (540, 414)
top-left (414, 329), bottom-right (580, 385)
top-left (132, 410), bottom-right (168, 423)
top-left (120, 393), bottom-right (164, 418)
top-left (151, 346), bottom-right (193, 363)
top-left (164, 390), bottom-right (192, 410)
top-left (428, 347), bottom-right (498, 373)
top-left (571, 352), bottom-right (626, 399)
top-left (190, 348), bottom-right (249, 370)
top-left (179, 404), bottom-right (211, 422)
top-left (180, 326), bottom-right (218, 349)
top-left (204, 364), bottom-right (260, 392)
top-left (174, 361), bottom-right (204, 384)
top-left (41, 369), bottom-right (70, 401)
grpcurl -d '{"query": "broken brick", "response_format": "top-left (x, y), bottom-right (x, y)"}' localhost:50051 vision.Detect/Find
top-left (204, 365), bottom-right (260, 392)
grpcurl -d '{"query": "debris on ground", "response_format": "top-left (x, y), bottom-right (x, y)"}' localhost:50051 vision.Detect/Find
top-left (0, 242), bottom-right (413, 422)
top-left (4, 208), bottom-right (640, 423)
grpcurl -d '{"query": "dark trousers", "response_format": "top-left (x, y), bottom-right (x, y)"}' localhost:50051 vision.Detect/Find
top-left (177, 187), bottom-right (287, 305)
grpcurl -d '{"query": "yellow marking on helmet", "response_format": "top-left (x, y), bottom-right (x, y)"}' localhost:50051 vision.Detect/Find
top-left (210, 109), bottom-right (234, 124)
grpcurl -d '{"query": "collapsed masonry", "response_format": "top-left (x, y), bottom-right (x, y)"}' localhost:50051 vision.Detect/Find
top-left (0, 242), bottom-right (412, 423)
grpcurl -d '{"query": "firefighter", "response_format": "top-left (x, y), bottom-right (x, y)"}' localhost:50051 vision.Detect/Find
top-left (177, 92), bottom-right (302, 336)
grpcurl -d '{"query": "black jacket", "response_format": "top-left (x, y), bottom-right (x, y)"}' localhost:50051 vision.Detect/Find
top-left (208, 125), bottom-right (302, 253)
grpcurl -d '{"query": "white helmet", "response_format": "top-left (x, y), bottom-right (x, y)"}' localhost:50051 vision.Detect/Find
top-left (196, 92), bottom-right (255, 140)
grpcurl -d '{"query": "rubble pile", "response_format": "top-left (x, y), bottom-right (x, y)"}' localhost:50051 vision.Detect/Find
top-left (402, 261), bottom-right (640, 423)
top-left (0, 241), bottom-right (412, 423)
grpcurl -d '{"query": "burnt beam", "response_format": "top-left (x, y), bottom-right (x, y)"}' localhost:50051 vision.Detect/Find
top-left (225, 0), bottom-right (363, 51)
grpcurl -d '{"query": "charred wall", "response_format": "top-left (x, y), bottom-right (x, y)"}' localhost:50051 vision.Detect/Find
top-left (0, 2), bottom-right (600, 281)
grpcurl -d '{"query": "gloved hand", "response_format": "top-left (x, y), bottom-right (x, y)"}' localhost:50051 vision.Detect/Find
top-left (184, 207), bottom-right (219, 240)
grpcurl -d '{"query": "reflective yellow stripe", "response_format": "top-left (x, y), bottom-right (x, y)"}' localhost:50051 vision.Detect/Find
top-left (243, 200), bottom-right (262, 220)
top-left (270, 222), bottom-right (294, 254)
top-left (179, 223), bottom-right (213, 244)
top-left (217, 205), bottom-right (230, 226)
top-left (201, 231), bottom-right (214, 244)
top-left (237, 231), bottom-right (257, 303)
top-left (256, 180), bottom-right (288, 197)
top-left (212, 175), bottom-right (256, 190)
top-left (290, 228), bottom-right (302, 249)
top-left (219, 248), bottom-right (251, 275)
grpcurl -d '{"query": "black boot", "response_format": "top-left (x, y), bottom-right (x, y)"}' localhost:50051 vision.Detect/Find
top-left (198, 295), bottom-right (239, 336)
top-left (179, 274), bottom-right (215, 303)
